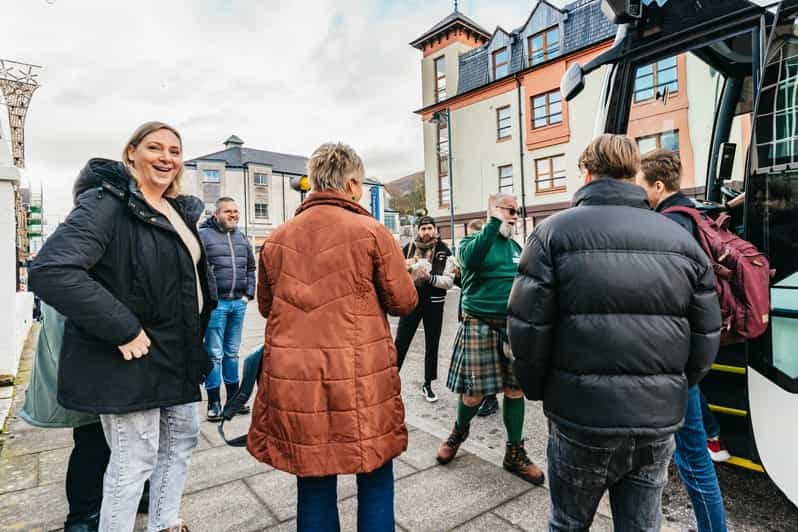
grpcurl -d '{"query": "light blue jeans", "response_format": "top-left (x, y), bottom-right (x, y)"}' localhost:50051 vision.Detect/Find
top-left (99, 403), bottom-right (200, 532)
top-left (204, 298), bottom-right (247, 391)
top-left (674, 386), bottom-right (727, 532)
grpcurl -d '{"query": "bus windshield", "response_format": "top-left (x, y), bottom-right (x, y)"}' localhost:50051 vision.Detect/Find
top-left (620, 30), bottom-right (755, 203)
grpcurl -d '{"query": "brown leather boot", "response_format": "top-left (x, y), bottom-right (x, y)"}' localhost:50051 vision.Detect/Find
top-left (158, 519), bottom-right (189, 532)
top-left (503, 441), bottom-right (545, 485)
top-left (436, 422), bottom-right (469, 465)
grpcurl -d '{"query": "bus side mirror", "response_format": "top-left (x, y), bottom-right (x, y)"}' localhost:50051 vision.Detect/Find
top-left (601, 0), bottom-right (643, 24)
top-left (561, 63), bottom-right (585, 102)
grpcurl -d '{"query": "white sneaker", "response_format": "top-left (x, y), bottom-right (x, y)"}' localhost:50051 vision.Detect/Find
top-left (707, 438), bottom-right (731, 462)
top-left (421, 383), bottom-right (438, 403)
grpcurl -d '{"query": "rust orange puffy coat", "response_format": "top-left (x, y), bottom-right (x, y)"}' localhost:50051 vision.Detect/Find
top-left (247, 191), bottom-right (419, 477)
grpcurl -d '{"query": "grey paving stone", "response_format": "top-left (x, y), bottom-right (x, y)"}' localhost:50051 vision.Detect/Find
top-left (393, 453), bottom-right (532, 531)
top-left (199, 412), bottom-right (253, 448)
top-left (0, 481), bottom-right (68, 530)
top-left (0, 452), bottom-right (37, 494)
top-left (263, 497), bottom-right (388, 532)
top-left (178, 480), bottom-right (276, 531)
top-left (195, 432), bottom-right (213, 451)
top-left (493, 488), bottom-right (612, 532)
top-left (399, 427), bottom-right (465, 471)
top-left (2, 425), bottom-right (73, 456)
top-left (38, 446), bottom-right (71, 486)
top-left (184, 444), bottom-right (269, 494)
top-left (452, 512), bottom-right (522, 531)
top-left (392, 458), bottom-right (418, 480)
top-left (245, 468), bottom-right (358, 522)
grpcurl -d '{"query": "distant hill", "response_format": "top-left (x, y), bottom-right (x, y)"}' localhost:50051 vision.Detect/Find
top-left (385, 171), bottom-right (425, 214)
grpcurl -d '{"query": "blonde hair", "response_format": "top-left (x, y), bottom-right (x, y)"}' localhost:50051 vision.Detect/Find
top-left (307, 142), bottom-right (364, 193)
top-left (122, 121), bottom-right (184, 197)
top-left (578, 134), bottom-right (640, 181)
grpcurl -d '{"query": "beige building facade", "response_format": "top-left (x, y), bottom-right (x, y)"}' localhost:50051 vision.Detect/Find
top-left (412, 1), bottom-right (737, 248)
top-left (183, 135), bottom-right (308, 248)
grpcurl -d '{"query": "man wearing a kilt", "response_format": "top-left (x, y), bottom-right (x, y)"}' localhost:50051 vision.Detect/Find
top-left (436, 193), bottom-right (545, 486)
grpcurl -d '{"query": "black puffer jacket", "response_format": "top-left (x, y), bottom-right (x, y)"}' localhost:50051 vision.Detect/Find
top-left (198, 216), bottom-right (256, 300)
top-left (507, 179), bottom-right (721, 436)
top-left (29, 159), bottom-right (216, 414)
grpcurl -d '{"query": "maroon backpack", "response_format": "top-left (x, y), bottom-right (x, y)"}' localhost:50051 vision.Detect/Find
top-left (663, 206), bottom-right (775, 345)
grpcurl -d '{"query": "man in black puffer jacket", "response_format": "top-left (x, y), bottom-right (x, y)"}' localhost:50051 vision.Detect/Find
top-left (507, 135), bottom-right (721, 531)
top-left (198, 197), bottom-right (256, 421)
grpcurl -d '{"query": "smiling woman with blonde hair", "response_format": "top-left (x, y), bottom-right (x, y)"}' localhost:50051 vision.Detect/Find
top-left (30, 121), bottom-right (216, 532)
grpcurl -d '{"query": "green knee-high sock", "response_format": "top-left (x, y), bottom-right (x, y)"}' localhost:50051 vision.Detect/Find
top-left (503, 396), bottom-right (525, 443)
top-left (457, 397), bottom-right (480, 430)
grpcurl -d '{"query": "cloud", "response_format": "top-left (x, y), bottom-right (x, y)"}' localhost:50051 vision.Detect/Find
top-left (1, 0), bottom-right (549, 217)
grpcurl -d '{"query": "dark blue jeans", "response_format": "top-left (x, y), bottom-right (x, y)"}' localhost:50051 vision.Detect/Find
top-left (204, 298), bottom-right (247, 391)
top-left (674, 386), bottom-right (727, 532)
top-left (547, 422), bottom-right (675, 531)
top-left (296, 460), bottom-right (394, 532)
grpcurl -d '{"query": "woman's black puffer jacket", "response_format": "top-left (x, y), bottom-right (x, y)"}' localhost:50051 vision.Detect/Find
top-left (29, 159), bottom-right (216, 414)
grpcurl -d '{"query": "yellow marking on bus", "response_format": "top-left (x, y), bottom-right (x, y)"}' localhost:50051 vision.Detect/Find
top-left (726, 456), bottom-right (765, 473)
top-left (708, 404), bottom-right (748, 417)
top-left (711, 363), bottom-right (746, 375)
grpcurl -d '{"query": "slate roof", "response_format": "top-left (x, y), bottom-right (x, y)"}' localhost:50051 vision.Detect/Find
top-left (455, 0), bottom-right (615, 96)
top-left (562, 0), bottom-right (616, 55)
top-left (410, 10), bottom-right (491, 48)
top-left (185, 146), bottom-right (309, 176)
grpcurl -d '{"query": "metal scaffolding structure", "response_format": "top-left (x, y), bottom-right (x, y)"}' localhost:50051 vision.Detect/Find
top-left (0, 59), bottom-right (41, 168)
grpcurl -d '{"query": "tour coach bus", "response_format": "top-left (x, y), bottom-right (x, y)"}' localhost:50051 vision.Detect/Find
top-left (562, 0), bottom-right (798, 504)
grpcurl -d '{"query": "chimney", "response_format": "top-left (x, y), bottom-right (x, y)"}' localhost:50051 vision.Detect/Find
top-left (223, 135), bottom-right (244, 149)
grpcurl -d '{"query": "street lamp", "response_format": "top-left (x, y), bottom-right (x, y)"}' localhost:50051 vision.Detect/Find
top-left (430, 108), bottom-right (456, 252)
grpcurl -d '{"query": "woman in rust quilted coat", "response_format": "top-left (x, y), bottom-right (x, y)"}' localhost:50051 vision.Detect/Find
top-left (248, 142), bottom-right (418, 531)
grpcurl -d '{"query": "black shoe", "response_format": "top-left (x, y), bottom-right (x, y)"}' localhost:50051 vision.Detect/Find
top-left (477, 395), bottom-right (499, 417)
top-left (138, 479), bottom-right (150, 514)
top-left (64, 512), bottom-right (100, 532)
top-left (206, 401), bottom-right (223, 422)
top-left (421, 383), bottom-right (438, 403)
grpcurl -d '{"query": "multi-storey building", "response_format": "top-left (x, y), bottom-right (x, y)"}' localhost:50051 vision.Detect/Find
top-left (412, 0), bottom-right (734, 245)
top-left (184, 136), bottom-right (399, 247)
top-left (183, 136), bottom-right (309, 249)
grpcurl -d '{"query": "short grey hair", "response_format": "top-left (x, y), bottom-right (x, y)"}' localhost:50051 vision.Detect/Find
top-left (494, 193), bottom-right (518, 204)
top-left (307, 142), bottom-right (365, 193)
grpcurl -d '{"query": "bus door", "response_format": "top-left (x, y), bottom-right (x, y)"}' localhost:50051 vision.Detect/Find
top-left (744, 5), bottom-right (798, 505)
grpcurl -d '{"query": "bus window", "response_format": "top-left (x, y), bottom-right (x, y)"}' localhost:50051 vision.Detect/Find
top-left (747, 10), bottom-right (798, 390)
top-left (625, 30), bottom-right (755, 200)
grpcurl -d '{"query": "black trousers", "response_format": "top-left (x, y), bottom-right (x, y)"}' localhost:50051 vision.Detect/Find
top-left (65, 422), bottom-right (110, 525)
top-left (394, 300), bottom-right (444, 383)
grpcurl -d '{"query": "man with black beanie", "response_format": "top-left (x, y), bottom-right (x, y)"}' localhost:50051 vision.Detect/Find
top-left (394, 216), bottom-right (453, 402)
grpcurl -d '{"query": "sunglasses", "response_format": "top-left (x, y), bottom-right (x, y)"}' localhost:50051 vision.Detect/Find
top-left (497, 206), bottom-right (519, 216)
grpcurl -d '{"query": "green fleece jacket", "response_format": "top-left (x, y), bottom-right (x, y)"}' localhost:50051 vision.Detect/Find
top-left (458, 217), bottom-right (522, 319)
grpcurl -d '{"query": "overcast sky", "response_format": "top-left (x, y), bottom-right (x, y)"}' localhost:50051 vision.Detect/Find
top-left (1, 0), bottom-right (566, 218)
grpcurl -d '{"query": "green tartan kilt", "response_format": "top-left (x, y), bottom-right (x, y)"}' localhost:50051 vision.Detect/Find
top-left (446, 314), bottom-right (521, 396)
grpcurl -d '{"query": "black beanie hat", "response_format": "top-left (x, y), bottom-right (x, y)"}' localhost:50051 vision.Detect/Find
top-left (417, 216), bottom-right (436, 228)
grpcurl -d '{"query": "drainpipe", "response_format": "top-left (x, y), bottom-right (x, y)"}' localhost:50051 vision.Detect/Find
top-left (242, 165), bottom-right (249, 240)
top-left (515, 75), bottom-right (528, 242)
top-left (281, 173), bottom-right (287, 223)
top-left (446, 107), bottom-right (455, 252)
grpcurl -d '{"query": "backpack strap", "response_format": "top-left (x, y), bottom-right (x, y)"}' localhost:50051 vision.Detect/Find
top-left (661, 205), bottom-right (714, 251)
top-left (217, 346), bottom-right (263, 447)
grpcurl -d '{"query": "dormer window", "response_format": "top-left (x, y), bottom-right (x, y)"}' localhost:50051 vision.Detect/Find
top-left (528, 26), bottom-right (560, 66)
top-left (493, 47), bottom-right (509, 79)
top-left (435, 56), bottom-right (446, 102)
